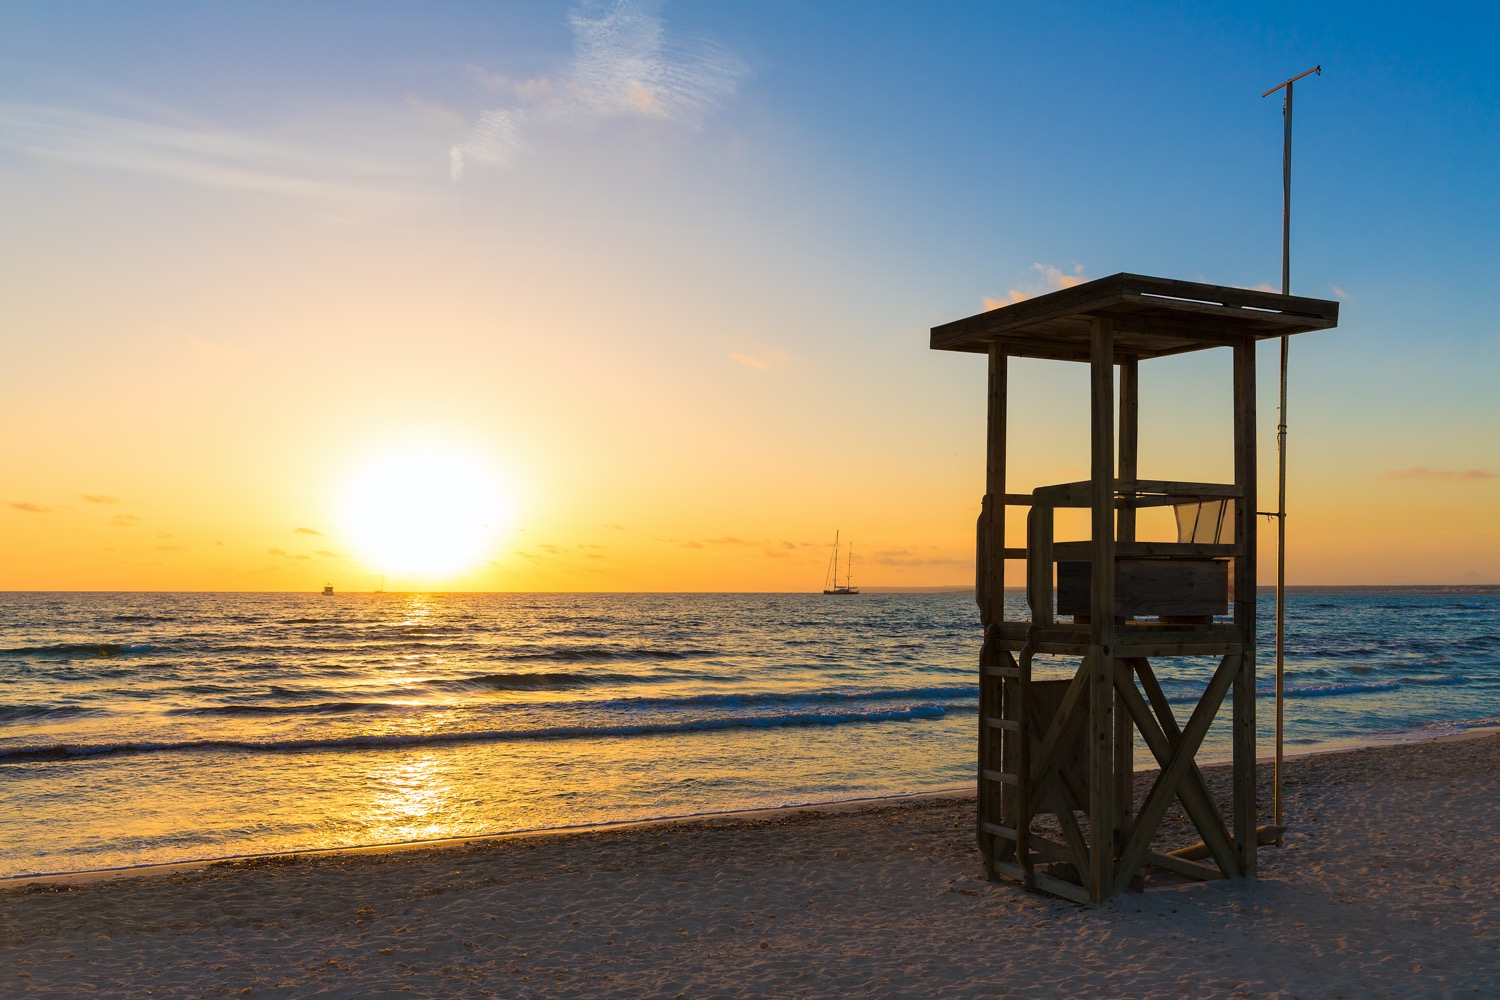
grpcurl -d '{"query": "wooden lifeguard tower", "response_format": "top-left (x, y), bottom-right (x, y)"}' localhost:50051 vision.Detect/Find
top-left (931, 273), bottom-right (1339, 903)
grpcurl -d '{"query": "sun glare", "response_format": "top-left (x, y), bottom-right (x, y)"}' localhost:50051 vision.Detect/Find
top-left (338, 443), bottom-right (513, 581)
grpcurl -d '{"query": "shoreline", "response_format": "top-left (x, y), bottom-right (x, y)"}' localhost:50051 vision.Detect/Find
top-left (3, 732), bottom-right (1496, 997)
top-left (8, 722), bottom-right (1496, 891)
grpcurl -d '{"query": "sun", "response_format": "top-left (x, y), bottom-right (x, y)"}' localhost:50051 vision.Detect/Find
top-left (338, 442), bottom-right (513, 582)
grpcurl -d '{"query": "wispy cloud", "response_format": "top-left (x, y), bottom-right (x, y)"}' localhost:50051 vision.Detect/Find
top-left (451, 0), bottom-right (748, 179)
top-left (1384, 467), bottom-right (1498, 482)
top-left (5, 500), bottom-right (54, 513)
top-left (112, 514), bottom-right (142, 527)
top-left (985, 262), bottom-right (1088, 309)
top-left (294, 527), bottom-right (323, 536)
top-left (81, 494), bottom-right (123, 505)
top-left (729, 348), bottom-right (793, 370)
top-left (867, 548), bottom-right (970, 568)
top-left (0, 102), bottom-right (418, 212)
top-left (1331, 285), bottom-right (1349, 300)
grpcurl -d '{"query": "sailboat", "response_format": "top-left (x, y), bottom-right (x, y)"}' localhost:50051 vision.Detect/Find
top-left (822, 531), bottom-right (860, 595)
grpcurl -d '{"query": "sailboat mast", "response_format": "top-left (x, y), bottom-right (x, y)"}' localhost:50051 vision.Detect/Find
top-left (826, 530), bottom-right (840, 591)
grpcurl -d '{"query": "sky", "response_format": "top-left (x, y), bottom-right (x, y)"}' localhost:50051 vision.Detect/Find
top-left (2, 0), bottom-right (1497, 591)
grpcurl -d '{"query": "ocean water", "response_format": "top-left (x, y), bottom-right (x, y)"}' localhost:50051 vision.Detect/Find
top-left (1, 590), bottom-right (1496, 879)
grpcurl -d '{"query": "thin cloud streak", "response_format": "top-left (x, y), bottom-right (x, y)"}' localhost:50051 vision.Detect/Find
top-left (0, 102), bottom-right (420, 211)
top-left (451, 0), bottom-right (748, 179)
top-left (1385, 467), bottom-right (1499, 482)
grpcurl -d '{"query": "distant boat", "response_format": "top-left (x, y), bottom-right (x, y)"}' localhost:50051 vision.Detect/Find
top-left (822, 531), bottom-right (860, 595)
top-left (321, 584), bottom-right (334, 596)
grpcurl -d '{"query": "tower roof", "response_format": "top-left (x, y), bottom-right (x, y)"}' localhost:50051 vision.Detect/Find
top-left (930, 272), bottom-right (1340, 362)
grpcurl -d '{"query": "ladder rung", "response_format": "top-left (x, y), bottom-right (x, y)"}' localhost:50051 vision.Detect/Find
top-left (983, 665), bottom-right (1021, 678)
top-left (981, 768), bottom-right (1018, 785)
top-left (980, 821), bottom-right (1019, 840)
top-left (982, 717), bottom-right (1021, 732)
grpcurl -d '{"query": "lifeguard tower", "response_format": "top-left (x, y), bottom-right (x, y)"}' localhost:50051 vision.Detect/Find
top-left (931, 274), bottom-right (1339, 902)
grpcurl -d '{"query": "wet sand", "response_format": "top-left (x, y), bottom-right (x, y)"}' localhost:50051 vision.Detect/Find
top-left (3, 733), bottom-right (1497, 998)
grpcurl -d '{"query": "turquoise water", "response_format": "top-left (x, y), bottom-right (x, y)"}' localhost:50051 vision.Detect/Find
top-left (1, 591), bottom-right (1496, 878)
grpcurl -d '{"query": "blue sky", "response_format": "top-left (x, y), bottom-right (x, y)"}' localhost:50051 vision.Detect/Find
top-left (2, 1), bottom-right (1496, 588)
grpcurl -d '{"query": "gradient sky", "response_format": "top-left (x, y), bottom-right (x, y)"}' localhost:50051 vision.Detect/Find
top-left (3, 1), bottom-right (1497, 591)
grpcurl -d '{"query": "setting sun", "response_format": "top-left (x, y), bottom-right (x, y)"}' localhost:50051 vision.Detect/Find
top-left (337, 443), bottom-right (513, 581)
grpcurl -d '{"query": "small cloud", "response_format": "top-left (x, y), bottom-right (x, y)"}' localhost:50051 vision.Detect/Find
top-left (291, 554), bottom-right (310, 561)
top-left (266, 548), bottom-right (288, 556)
top-left (81, 494), bottom-right (122, 505)
top-left (539, 544), bottom-right (562, 555)
top-left (112, 514), bottom-right (142, 527)
top-left (157, 544), bottom-right (188, 551)
top-left (729, 349), bottom-right (794, 370)
top-left (1384, 467), bottom-right (1498, 482)
top-left (604, 523), bottom-right (626, 531)
top-left (314, 550), bottom-right (344, 559)
top-left (155, 531), bottom-right (174, 539)
top-left (464, 66), bottom-right (557, 103)
top-left (985, 263), bottom-right (1088, 308)
top-left (983, 290), bottom-right (1028, 311)
top-left (5, 500), bottom-right (53, 513)
top-left (681, 540), bottom-right (705, 549)
top-left (706, 536), bottom-right (754, 547)
top-left (294, 527), bottom-right (322, 536)
top-left (1034, 262), bottom-right (1088, 290)
top-left (451, 0), bottom-right (749, 179)
top-left (1331, 285), bottom-right (1348, 300)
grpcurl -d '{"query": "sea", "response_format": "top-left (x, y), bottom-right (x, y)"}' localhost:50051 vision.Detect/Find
top-left (2, 590), bottom-right (1497, 880)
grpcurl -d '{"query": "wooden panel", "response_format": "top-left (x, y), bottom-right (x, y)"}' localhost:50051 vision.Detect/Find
top-left (1000, 679), bottom-right (1087, 817)
top-left (1026, 505), bottom-right (1055, 626)
top-left (1053, 541), bottom-right (1237, 559)
top-left (1057, 558), bottom-right (1229, 618)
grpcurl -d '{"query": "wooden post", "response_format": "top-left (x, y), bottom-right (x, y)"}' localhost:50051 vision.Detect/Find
top-left (1232, 338), bottom-right (1258, 875)
top-left (1088, 316), bottom-right (1117, 901)
top-left (977, 345), bottom-right (1009, 869)
top-left (986, 346), bottom-right (1008, 625)
top-left (1115, 358), bottom-right (1139, 831)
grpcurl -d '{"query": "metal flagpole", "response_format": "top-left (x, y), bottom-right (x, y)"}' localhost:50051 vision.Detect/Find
top-left (1262, 64), bottom-right (1320, 837)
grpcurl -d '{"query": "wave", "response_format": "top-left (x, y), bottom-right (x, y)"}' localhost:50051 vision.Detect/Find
top-left (417, 671), bottom-right (598, 692)
top-left (164, 701), bottom-right (414, 718)
top-left (0, 704), bottom-right (97, 723)
top-left (1161, 678), bottom-right (1453, 704)
top-left (0, 704), bottom-right (965, 763)
top-left (495, 644), bottom-right (720, 663)
top-left (1, 643), bottom-right (156, 658)
top-left (599, 685), bottom-right (980, 710)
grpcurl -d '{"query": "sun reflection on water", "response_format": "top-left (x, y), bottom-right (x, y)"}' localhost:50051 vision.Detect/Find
top-left (362, 752), bottom-right (460, 844)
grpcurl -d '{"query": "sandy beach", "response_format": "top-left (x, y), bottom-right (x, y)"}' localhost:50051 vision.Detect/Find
top-left (4, 733), bottom-right (1497, 998)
